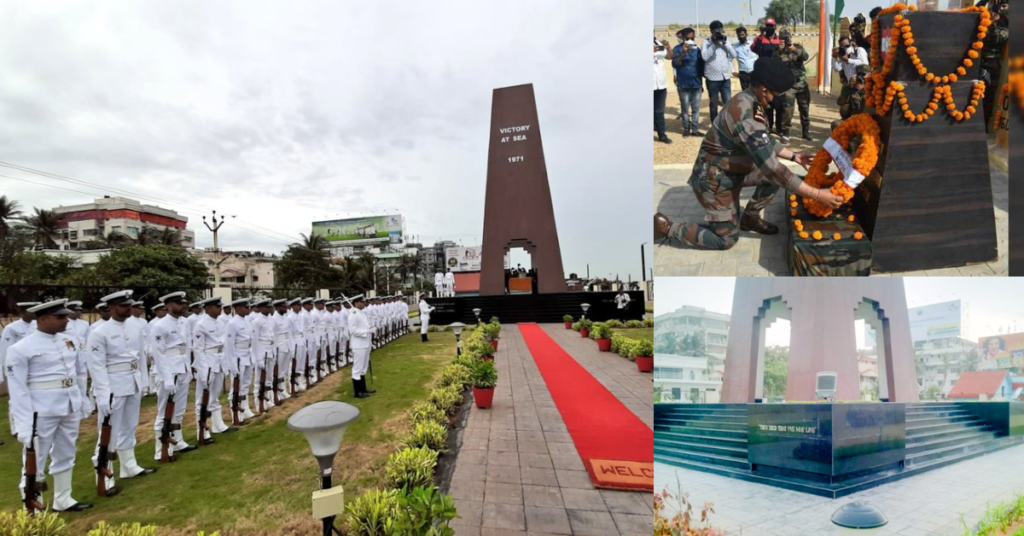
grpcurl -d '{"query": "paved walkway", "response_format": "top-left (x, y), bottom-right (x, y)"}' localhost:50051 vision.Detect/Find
top-left (449, 324), bottom-right (653, 536)
top-left (655, 442), bottom-right (1024, 535)
top-left (653, 159), bottom-right (1009, 277)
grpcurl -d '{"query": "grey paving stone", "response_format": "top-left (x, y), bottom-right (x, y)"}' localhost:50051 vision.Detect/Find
top-left (524, 506), bottom-right (573, 535)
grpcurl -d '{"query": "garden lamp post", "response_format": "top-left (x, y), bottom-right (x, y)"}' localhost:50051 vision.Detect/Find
top-left (831, 502), bottom-right (888, 536)
top-left (450, 322), bottom-right (466, 357)
top-left (287, 401), bottom-right (360, 536)
top-left (581, 303), bottom-right (590, 320)
top-left (472, 308), bottom-right (482, 325)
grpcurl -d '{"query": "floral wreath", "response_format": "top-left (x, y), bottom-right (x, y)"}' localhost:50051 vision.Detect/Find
top-left (864, 3), bottom-right (992, 124)
top-left (801, 114), bottom-right (881, 218)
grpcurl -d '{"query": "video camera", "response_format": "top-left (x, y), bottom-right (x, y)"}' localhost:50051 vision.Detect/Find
top-left (712, 28), bottom-right (728, 44)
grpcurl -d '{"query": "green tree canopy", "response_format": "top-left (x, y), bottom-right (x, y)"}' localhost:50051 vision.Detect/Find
top-left (91, 245), bottom-right (210, 290)
top-left (763, 345), bottom-right (790, 399)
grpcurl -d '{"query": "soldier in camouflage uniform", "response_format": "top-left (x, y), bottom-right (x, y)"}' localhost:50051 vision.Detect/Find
top-left (838, 64), bottom-right (869, 119)
top-left (775, 29), bottom-right (811, 141)
top-left (981, 0), bottom-right (1009, 130)
top-left (654, 57), bottom-right (844, 251)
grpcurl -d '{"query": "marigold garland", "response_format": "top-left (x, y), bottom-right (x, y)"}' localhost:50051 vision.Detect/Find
top-left (874, 80), bottom-right (985, 122)
top-left (801, 114), bottom-right (881, 218)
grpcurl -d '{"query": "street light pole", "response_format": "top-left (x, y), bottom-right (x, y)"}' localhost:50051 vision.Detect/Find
top-left (203, 211), bottom-right (226, 288)
top-left (641, 242), bottom-right (647, 282)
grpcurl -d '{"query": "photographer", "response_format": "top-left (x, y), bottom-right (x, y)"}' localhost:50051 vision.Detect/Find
top-left (654, 37), bottom-right (673, 144)
top-left (673, 28), bottom-right (704, 137)
top-left (775, 28), bottom-right (811, 141)
top-left (832, 35), bottom-right (868, 119)
top-left (851, 14), bottom-right (871, 54)
top-left (700, 20), bottom-right (737, 122)
top-left (838, 65), bottom-right (869, 119)
top-left (751, 19), bottom-right (783, 134)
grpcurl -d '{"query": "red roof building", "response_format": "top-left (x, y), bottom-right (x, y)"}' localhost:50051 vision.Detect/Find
top-left (946, 370), bottom-right (1014, 400)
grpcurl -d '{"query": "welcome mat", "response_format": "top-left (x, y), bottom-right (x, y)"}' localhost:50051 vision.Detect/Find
top-left (517, 323), bottom-right (653, 491)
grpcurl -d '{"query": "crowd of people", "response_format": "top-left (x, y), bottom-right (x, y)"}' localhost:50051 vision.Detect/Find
top-left (0, 291), bottom-right (410, 513)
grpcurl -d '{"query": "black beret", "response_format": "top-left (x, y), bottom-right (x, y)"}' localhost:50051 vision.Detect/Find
top-left (751, 56), bottom-right (796, 94)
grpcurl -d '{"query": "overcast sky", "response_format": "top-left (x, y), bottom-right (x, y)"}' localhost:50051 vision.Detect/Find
top-left (1, 0), bottom-right (653, 280)
top-left (655, 0), bottom-right (902, 29)
top-left (656, 278), bottom-right (1024, 347)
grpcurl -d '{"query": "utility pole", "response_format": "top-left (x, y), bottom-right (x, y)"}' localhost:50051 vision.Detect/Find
top-left (203, 210), bottom-right (226, 288)
top-left (641, 242), bottom-right (647, 282)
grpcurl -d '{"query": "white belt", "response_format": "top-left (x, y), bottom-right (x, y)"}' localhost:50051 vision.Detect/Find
top-left (234, 341), bottom-right (252, 349)
top-left (203, 345), bottom-right (224, 352)
top-left (167, 347), bottom-right (187, 356)
top-left (258, 338), bottom-right (274, 344)
top-left (29, 378), bottom-right (75, 390)
top-left (305, 328), bottom-right (315, 334)
top-left (107, 361), bottom-right (139, 373)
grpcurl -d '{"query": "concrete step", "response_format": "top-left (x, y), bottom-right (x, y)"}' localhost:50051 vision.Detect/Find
top-left (905, 419), bottom-right (986, 436)
top-left (905, 430), bottom-right (996, 455)
top-left (656, 418), bottom-right (747, 431)
top-left (654, 436), bottom-right (749, 458)
top-left (653, 424), bottom-right (748, 440)
top-left (653, 445), bottom-right (750, 470)
top-left (654, 430), bottom-right (749, 448)
top-left (656, 411), bottom-right (747, 423)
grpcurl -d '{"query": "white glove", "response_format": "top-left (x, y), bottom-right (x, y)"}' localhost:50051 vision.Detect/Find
top-left (82, 396), bottom-right (95, 416)
top-left (96, 397), bottom-right (111, 419)
top-left (18, 432), bottom-right (32, 447)
top-left (164, 380), bottom-right (176, 395)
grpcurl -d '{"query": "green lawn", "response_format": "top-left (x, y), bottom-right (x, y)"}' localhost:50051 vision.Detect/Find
top-left (613, 327), bottom-right (652, 343)
top-left (0, 332), bottom-right (459, 534)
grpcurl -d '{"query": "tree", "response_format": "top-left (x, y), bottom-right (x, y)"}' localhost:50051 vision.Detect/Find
top-left (0, 195), bottom-right (22, 239)
top-left (92, 245), bottom-right (210, 291)
top-left (763, 0), bottom-right (818, 27)
top-left (275, 243), bottom-right (340, 290)
top-left (296, 232), bottom-right (330, 253)
top-left (763, 345), bottom-right (789, 400)
top-left (24, 207), bottom-right (61, 249)
top-left (923, 384), bottom-right (943, 401)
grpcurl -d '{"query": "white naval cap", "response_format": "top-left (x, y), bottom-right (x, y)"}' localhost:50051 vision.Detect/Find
top-left (252, 298), bottom-right (272, 307)
top-left (189, 301), bottom-right (203, 308)
top-left (100, 289), bottom-right (134, 306)
top-left (16, 301), bottom-right (40, 308)
top-left (131, 300), bottom-right (146, 307)
top-left (151, 302), bottom-right (167, 311)
top-left (96, 303), bottom-right (109, 310)
top-left (288, 298), bottom-right (302, 306)
top-left (198, 296), bottom-right (222, 308)
top-left (301, 297), bottom-right (314, 304)
top-left (229, 298), bottom-right (251, 307)
top-left (28, 299), bottom-right (73, 316)
top-left (66, 300), bottom-right (84, 310)
top-left (272, 298), bottom-right (288, 306)
top-left (159, 291), bottom-right (188, 304)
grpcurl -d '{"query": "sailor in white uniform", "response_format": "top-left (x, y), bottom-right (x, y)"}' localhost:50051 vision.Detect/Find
top-left (218, 304), bottom-right (233, 330)
top-left (287, 299), bottom-right (307, 391)
top-left (419, 298), bottom-right (435, 342)
top-left (92, 303), bottom-right (110, 331)
top-left (2, 301), bottom-right (39, 440)
top-left (193, 297), bottom-right (236, 437)
top-left (347, 296), bottom-right (375, 398)
top-left (7, 299), bottom-right (93, 512)
top-left (150, 292), bottom-right (199, 460)
top-left (272, 299), bottom-right (292, 402)
top-left (224, 298), bottom-right (256, 423)
top-left (127, 301), bottom-right (151, 395)
top-left (444, 269), bottom-right (456, 298)
top-left (65, 301), bottom-right (91, 350)
top-left (86, 290), bottom-right (157, 496)
top-left (300, 298), bottom-right (317, 385)
top-left (434, 272), bottom-right (444, 297)
top-left (146, 303), bottom-right (168, 395)
top-left (324, 301), bottom-right (338, 372)
top-left (338, 301), bottom-right (352, 367)
top-left (249, 298), bottom-right (276, 412)
top-left (313, 298), bottom-right (328, 378)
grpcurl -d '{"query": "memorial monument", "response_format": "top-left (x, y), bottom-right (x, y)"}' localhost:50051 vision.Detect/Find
top-left (721, 278), bottom-right (919, 403)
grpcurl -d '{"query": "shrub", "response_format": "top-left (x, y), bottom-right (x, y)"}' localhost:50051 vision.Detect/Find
top-left (402, 421), bottom-right (449, 453)
top-left (625, 320), bottom-right (644, 329)
top-left (0, 510), bottom-right (66, 536)
top-left (483, 322), bottom-right (501, 340)
top-left (346, 488), bottom-right (399, 536)
top-left (429, 385), bottom-right (463, 414)
top-left (605, 319), bottom-right (623, 328)
top-left (571, 321), bottom-right (581, 331)
top-left (633, 340), bottom-right (654, 358)
top-left (467, 339), bottom-right (495, 358)
top-left (618, 338), bottom-right (639, 360)
top-left (386, 486), bottom-right (460, 536)
top-left (563, 314), bottom-right (574, 322)
top-left (591, 323), bottom-right (613, 339)
top-left (579, 318), bottom-right (593, 331)
top-left (410, 401), bottom-right (449, 428)
top-left (453, 354), bottom-right (478, 373)
top-left (385, 446), bottom-right (440, 491)
top-left (437, 364), bottom-right (470, 389)
top-left (643, 317), bottom-right (654, 327)
top-left (428, 325), bottom-right (444, 332)
top-left (471, 359), bottom-right (498, 389)
top-left (489, 316), bottom-right (500, 325)
top-left (654, 479), bottom-right (719, 536)
top-left (88, 522), bottom-right (159, 536)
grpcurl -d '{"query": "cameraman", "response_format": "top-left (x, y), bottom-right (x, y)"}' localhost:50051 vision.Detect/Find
top-left (751, 19), bottom-right (783, 134)
top-left (832, 35), bottom-right (868, 119)
top-left (775, 28), bottom-right (811, 142)
top-left (701, 20), bottom-right (737, 122)
top-left (838, 65), bottom-right (869, 119)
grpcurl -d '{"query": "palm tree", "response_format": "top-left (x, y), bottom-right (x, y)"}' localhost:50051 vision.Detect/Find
top-left (403, 254), bottom-right (421, 287)
top-left (24, 208), bottom-right (61, 249)
top-left (135, 225), bottom-right (184, 247)
top-left (99, 231), bottom-right (133, 249)
top-left (0, 195), bottom-right (23, 239)
top-left (294, 233), bottom-right (330, 254)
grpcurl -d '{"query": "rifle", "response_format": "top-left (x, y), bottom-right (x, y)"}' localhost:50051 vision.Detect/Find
top-left (96, 394), bottom-right (115, 496)
top-left (291, 353), bottom-right (299, 393)
top-left (24, 413), bottom-right (45, 514)
top-left (272, 351), bottom-right (281, 405)
top-left (258, 364), bottom-right (267, 415)
top-left (198, 370), bottom-right (211, 446)
top-left (231, 363), bottom-right (242, 426)
top-left (316, 345), bottom-right (322, 383)
top-left (160, 391), bottom-right (178, 463)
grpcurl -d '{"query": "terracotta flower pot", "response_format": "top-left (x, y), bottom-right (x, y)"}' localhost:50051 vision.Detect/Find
top-left (489, 340), bottom-right (499, 351)
top-left (482, 356), bottom-right (494, 362)
top-left (564, 322), bottom-right (572, 329)
top-left (473, 386), bottom-right (495, 409)
top-left (597, 338), bottom-right (612, 351)
top-left (580, 329), bottom-right (589, 338)
top-left (635, 355), bottom-right (653, 373)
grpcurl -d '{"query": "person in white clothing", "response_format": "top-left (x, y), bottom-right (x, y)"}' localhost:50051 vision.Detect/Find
top-left (127, 301), bottom-right (151, 395)
top-left (223, 298), bottom-right (256, 424)
top-left (286, 299), bottom-right (307, 392)
top-left (1, 301), bottom-right (39, 443)
top-left (419, 298), bottom-right (435, 342)
top-left (434, 272), bottom-right (444, 297)
top-left (615, 289), bottom-right (632, 312)
top-left (654, 37), bottom-right (673, 144)
top-left (150, 292), bottom-right (198, 461)
top-left (192, 297), bottom-right (237, 439)
top-left (87, 290), bottom-right (157, 497)
top-left (443, 269), bottom-right (456, 298)
top-left (347, 296), bottom-right (375, 398)
top-left (249, 299), bottom-right (277, 413)
top-left (7, 299), bottom-right (93, 512)
top-left (146, 303), bottom-right (167, 396)
top-left (92, 303), bottom-right (110, 331)
top-left (339, 301), bottom-right (352, 366)
top-left (271, 299), bottom-right (292, 403)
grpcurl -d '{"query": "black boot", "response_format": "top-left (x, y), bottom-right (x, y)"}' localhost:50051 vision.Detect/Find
top-left (362, 376), bottom-right (376, 395)
top-left (353, 378), bottom-right (370, 399)
top-left (802, 126), bottom-right (811, 140)
top-left (421, 333), bottom-right (427, 342)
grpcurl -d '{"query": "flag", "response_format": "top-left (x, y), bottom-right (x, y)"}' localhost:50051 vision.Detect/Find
top-left (820, 0), bottom-right (833, 93)
top-left (833, 0), bottom-right (845, 39)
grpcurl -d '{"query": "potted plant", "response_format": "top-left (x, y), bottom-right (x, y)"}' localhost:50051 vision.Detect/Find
top-left (469, 339), bottom-right (495, 362)
top-left (471, 359), bottom-right (498, 409)
top-left (633, 340), bottom-right (654, 373)
top-left (579, 318), bottom-right (593, 338)
top-left (592, 323), bottom-right (613, 352)
top-left (485, 322), bottom-right (501, 351)
top-left (563, 314), bottom-right (573, 329)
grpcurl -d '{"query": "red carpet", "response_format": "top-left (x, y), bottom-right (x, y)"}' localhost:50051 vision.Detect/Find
top-left (517, 323), bottom-right (653, 491)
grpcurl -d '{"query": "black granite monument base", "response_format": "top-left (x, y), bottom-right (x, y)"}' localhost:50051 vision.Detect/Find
top-left (426, 291), bottom-right (645, 325)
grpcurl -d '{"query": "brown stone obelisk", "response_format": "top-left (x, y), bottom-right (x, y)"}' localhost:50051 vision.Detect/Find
top-left (479, 84), bottom-right (567, 295)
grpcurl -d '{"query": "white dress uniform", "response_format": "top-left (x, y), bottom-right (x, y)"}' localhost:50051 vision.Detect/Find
top-left (224, 308), bottom-right (255, 422)
top-left (444, 271), bottom-right (455, 297)
top-left (272, 304), bottom-right (292, 400)
top-left (419, 299), bottom-right (435, 340)
top-left (313, 304), bottom-right (327, 377)
top-left (300, 303), bottom-right (316, 384)
top-left (146, 309), bottom-right (166, 394)
top-left (2, 311), bottom-right (39, 433)
top-left (338, 306), bottom-right (351, 366)
top-left (434, 272), bottom-right (444, 297)
top-left (127, 311), bottom-right (150, 395)
top-left (150, 296), bottom-right (197, 459)
top-left (287, 304), bottom-right (307, 390)
top-left (86, 291), bottom-right (155, 490)
top-left (192, 307), bottom-right (232, 436)
top-left (615, 291), bottom-right (631, 311)
top-left (348, 304), bottom-right (372, 393)
top-left (250, 305), bottom-right (277, 409)
top-left (7, 300), bottom-right (92, 512)
top-left (323, 305), bottom-right (337, 372)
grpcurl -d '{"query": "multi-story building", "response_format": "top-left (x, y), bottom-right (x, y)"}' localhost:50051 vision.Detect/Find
top-left (654, 305), bottom-right (731, 371)
top-left (51, 196), bottom-right (195, 250)
top-left (654, 355), bottom-right (723, 403)
top-left (420, 240), bottom-right (456, 276)
top-left (195, 250), bottom-right (277, 288)
top-left (914, 337), bottom-right (978, 397)
top-left (858, 352), bottom-right (879, 399)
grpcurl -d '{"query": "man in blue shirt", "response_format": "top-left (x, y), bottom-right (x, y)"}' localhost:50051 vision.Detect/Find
top-left (700, 20), bottom-right (737, 123)
top-left (733, 27), bottom-right (757, 91)
top-left (672, 28), bottom-right (703, 137)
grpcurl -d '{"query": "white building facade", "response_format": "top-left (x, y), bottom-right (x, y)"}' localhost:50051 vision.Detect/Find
top-left (654, 354), bottom-right (723, 403)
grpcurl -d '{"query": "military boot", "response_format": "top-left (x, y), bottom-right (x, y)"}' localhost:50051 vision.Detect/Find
top-left (740, 213), bottom-right (779, 235)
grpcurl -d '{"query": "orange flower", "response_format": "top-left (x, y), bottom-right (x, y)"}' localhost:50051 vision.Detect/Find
top-left (790, 194), bottom-right (796, 201)
top-left (973, 41), bottom-right (984, 50)
top-left (799, 231), bottom-right (809, 239)
top-left (969, 50), bottom-right (979, 59)
top-left (964, 59), bottom-right (973, 67)
top-left (854, 232), bottom-right (863, 240)
top-left (847, 215), bottom-right (855, 222)
top-left (790, 201), bottom-right (798, 208)
top-left (812, 231), bottom-right (822, 240)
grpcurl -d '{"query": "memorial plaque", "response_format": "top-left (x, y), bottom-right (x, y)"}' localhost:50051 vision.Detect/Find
top-left (479, 84), bottom-right (567, 295)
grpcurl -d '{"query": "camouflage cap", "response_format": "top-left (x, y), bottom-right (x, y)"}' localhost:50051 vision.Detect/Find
top-left (751, 56), bottom-right (796, 93)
